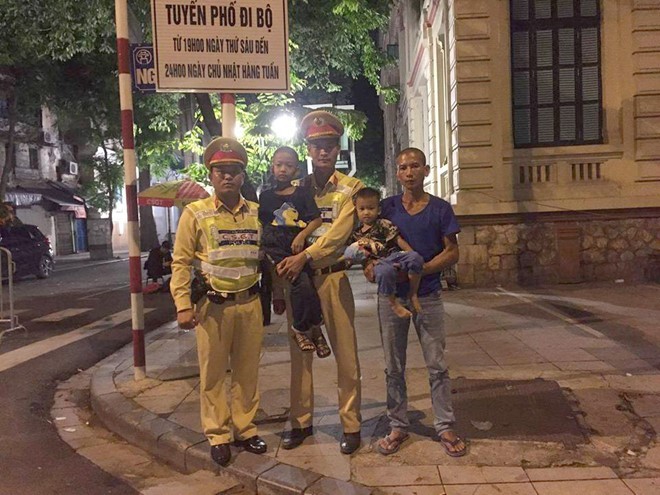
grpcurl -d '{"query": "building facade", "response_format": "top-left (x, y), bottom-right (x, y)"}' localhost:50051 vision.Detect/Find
top-left (381, 0), bottom-right (660, 285)
top-left (0, 93), bottom-right (87, 256)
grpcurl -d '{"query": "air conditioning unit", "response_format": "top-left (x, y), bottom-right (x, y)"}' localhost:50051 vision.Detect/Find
top-left (68, 161), bottom-right (79, 175)
top-left (41, 131), bottom-right (55, 144)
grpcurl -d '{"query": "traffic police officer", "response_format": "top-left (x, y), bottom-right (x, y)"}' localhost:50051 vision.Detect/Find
top-left (277, 110), bottom-right (364, 454)
top-left (171, 137), bottom-right (266, 466)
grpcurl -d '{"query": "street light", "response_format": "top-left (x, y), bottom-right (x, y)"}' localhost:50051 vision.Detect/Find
top-left (271, 114), bottom-right (297, 141)
top-left (234, 122), bottom-right (245, 139)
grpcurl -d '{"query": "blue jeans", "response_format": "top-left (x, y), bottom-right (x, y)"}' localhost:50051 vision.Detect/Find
top-left (373, 251), bottom-right (424, 296)
top-left (377, 291), bottom-right (455, 434)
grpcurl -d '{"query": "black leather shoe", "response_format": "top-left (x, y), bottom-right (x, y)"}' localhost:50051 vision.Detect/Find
top-left (340, 432), bottom-right (361, 454)
top-left (210, 443), bottom-right (231, 466)
top-left (235, 435), bottom-right (267, 454)
top-left (281, 426), bottom-right (313, 450)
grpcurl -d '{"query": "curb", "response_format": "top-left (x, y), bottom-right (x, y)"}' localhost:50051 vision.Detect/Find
top-left (90, 333), bottom-right (376, 495)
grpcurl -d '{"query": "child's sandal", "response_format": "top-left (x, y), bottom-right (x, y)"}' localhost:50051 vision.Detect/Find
top-left (293, 332), bottom-right (316, 352)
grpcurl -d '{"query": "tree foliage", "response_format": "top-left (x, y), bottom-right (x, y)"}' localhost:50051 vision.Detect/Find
top-left (1, 0), bottom-right (394, 204)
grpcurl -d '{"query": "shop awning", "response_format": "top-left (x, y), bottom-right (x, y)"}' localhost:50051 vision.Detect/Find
top-left (7, 183), bottom-right (87, 218)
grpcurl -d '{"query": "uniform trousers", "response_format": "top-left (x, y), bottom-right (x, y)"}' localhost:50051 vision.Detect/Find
top-left (194, 294), bottom-right (263, 446)
top-left (283, 270), bottom-right (362, 433)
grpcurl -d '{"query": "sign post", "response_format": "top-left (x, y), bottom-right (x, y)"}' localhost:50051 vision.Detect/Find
top-left (115, 0), bottom-right (146, 380)
top-left (116, 0), bottom-right (290, 379)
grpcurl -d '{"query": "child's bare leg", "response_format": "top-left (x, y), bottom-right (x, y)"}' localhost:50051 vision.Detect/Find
top-left (388, 294), bottom-right (412, 318)
top-left (408, 272), bottom-right (423, 314)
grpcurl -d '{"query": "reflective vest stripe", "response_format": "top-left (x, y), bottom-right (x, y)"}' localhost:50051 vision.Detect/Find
top-left (208, 247), bottom-right (260, 262)
top-left (194, 260), bottom-right (258, 280)
top-left (193, 209), bottom-right (220, 220)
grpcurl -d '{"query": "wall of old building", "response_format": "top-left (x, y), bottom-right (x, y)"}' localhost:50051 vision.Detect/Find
top-left (381, 0), bottom-right (660, 286)
top-left (457, 214), bottom-right (660, 286)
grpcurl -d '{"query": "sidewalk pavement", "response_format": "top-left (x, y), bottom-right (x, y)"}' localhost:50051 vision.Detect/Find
top-left (54, 249), bottom-right (132, 269)
top-left (89, 272), bottom-right (660, 495)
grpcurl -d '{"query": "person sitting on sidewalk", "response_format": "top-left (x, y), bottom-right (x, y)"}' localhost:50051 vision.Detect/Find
top-left (344, 187), bottom-right (424, 318)
top-left (144, 241), bottom-right (172, 291)
top-left (258, 146), bottom-right (331, 358)
top-left (366, 147), bottom-right (467, 458)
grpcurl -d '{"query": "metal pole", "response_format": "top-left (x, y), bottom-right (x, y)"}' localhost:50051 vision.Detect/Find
top-left (115, 0), bottom-right (146, 380)
top-left (221, 94), bottom-right (236, 138)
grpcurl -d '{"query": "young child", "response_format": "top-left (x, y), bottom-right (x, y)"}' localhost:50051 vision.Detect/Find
top-left (258, 146), bottom-right (331, 358)
top-left (345, 187), bottom-right (424, 318)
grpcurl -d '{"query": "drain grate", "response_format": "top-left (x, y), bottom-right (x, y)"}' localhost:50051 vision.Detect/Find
top-left (452, 378), bottom-right (587, 448)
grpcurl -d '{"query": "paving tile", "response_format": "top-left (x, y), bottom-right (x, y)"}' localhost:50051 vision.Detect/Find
top-left (533, 347), bottom-right (600, 362)
top-left (377, 487), bottom-right (446, 495)
top-left (533, 479), bottom-right (634, 495)
top-left (623, 478), bottom-right (660, 495)
top-left (305, 476), bottom-right (374, 495)
top-left (278, 453), bottom-right (351, 481)
top-left (630, 395), bottom-right (660, 417)
top-left (353, 465), bottom-right (441, 487)
top-left (555, 361), bottom-right (615, 372)
top-left (444, 483), bottom-right (537, 495)
top-left (225, 450), bottom-right (279, 492)
top-left (644, 416), bottom-right (660, 434)
top-left (257, 463), bottom-right (322, 495)
top-left (525, 467), bottom-right (618, 481)
top-left (439, 466), bottom-right (529, 485)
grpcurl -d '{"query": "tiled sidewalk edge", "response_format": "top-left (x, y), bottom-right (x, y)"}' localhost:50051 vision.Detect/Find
top-left (89, 329), bottom-right (375, 495)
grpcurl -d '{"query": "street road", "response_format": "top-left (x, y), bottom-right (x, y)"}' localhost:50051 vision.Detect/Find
top-left (0, 257), bottom-right (176, 494)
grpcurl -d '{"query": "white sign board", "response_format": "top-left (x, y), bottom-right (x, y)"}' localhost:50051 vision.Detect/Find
top-left (150, 0), bottom-right (290, 92)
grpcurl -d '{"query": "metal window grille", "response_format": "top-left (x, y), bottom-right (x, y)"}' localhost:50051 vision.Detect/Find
top-left (510, 0), bottom-right (603, 147)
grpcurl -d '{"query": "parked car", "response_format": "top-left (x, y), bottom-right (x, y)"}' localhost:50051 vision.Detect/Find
top-left (0, 224), bottom-right (54, 279)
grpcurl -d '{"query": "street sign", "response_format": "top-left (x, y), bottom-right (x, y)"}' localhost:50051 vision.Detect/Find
top-left (150, 0), bottom-right (290, 93)
top-left (130, 44), bottom-right (156, 93)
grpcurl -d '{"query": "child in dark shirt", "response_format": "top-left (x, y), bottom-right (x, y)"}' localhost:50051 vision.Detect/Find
top-left (345, 187), bottom-right (424, 318)
top-left (259, 147), bottom-right (330, 358)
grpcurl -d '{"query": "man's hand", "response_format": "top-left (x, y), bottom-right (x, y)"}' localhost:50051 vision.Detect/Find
top-left (277, 252), bottom-right (307, 282)
top-left (273, 299), bottom-right (286, 315)
top-left (290, 233), bottom-right (306, 255)
top-left (177, 309), bottom-right (198, 329)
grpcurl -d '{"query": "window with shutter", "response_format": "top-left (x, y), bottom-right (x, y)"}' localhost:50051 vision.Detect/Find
top-left (510, 0), bottom-right (602, 147)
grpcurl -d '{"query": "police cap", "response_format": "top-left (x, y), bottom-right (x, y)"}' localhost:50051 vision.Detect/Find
top-left (300, 110), bottom-right (344, 143)
top-left (203, 137), bottom-right (248, 170)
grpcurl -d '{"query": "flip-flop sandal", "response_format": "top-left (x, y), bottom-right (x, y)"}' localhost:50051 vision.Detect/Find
top-left (312, 333), bottom-right (332, 358)
top-left (437, 432), bottom-right (467, 458)
top-left (376, 432), bottom-right (409, 455)
top-left (293, 332), bottom-right (316, 352)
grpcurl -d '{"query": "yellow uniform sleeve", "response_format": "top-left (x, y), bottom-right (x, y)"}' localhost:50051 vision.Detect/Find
top-left (305, 179), bottom-right (364, 261)
top-left (170, 207), bottom-right (199, 312)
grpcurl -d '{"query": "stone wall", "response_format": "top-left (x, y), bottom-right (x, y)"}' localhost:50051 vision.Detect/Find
top-left (457, 216), bottom-right (660, 286)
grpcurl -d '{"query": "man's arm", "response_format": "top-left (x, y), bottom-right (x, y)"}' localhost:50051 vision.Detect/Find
top-left (278, 182), bottom-right (362, 279)
top-left (396, 236), bottom-right (413, 252)
top-left (291, 216), bottom-right (323, 254)
top-left (422, 233), bottom-right (459, 276)
top-left (170, 208), bottom-right (199, 328)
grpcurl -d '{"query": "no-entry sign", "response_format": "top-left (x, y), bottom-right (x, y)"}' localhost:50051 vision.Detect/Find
top-left (150, 0), bottom-right (290, 92)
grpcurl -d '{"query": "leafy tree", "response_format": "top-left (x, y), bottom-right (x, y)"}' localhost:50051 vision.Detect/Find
top-left (0, 0), bottom-right (116, 200)
top-left (289, 0), bottom-right (396, 101)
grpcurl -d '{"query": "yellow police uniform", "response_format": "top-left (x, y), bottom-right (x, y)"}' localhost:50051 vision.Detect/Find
top-left (283, 110), bottom-right (364, 434)
top-left (171, 139), bottom-right (263, 447)
top-left (291, 171), bottom-right (363, 433)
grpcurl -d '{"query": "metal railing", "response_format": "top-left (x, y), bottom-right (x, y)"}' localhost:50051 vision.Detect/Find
top-left (0, 246), bottom-right (26, 343)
